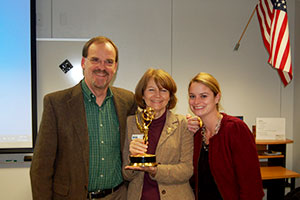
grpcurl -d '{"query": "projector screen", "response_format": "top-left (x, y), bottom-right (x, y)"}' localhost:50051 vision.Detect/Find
top-left (0, 0), bottom-right (37, 153)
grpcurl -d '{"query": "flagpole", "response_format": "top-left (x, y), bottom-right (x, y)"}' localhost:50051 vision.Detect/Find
top-left (234, 7), bottom-right (256, 51)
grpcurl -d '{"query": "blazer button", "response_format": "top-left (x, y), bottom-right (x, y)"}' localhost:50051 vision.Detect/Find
top-left (161, 190), bottom-right (166, 195)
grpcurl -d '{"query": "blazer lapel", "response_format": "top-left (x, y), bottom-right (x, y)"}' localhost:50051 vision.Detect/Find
top-left (156, 111), bottom-right (178, 150)
top-left (67, 83), bottom-right (89, 181)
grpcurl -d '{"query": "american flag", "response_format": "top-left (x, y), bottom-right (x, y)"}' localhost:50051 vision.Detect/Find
top-left (256, 0), bottom-right (293, 86)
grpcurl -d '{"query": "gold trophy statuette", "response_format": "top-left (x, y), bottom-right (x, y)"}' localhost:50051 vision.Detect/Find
top-left (129, 107), bottom-right (157, 167)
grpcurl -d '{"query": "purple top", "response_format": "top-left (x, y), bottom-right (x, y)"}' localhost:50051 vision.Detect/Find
top-left (141, 110), bottom-right (167, 200)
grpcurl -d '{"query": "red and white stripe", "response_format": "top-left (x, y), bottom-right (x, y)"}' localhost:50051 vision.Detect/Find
top-left (256, 0), bottom-right (293, 86)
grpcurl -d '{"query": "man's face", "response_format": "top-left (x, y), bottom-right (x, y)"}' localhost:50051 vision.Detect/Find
top-left (81, 42), bottom-right (117, 93)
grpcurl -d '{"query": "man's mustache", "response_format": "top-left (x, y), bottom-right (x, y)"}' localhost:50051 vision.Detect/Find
top-left (93, 69), bottom-right (109, 76)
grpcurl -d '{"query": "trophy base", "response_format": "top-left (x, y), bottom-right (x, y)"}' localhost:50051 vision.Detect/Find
top-left (129, 154), bottom-right (157, 167)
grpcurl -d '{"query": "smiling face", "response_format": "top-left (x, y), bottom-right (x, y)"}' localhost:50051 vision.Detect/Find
top-left (188, 82), bottom-right (220, 119)
top-left (143, 78), bottom-right (170, 119)
top-left (81, 42), bottom-right (117, 94)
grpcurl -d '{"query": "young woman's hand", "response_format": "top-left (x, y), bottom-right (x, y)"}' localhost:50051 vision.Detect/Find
top-left (186, 114), bottom-right (201, 133)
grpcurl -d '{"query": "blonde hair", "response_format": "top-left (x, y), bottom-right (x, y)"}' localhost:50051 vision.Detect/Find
top-left (188, 72), bottom-right (222, 111)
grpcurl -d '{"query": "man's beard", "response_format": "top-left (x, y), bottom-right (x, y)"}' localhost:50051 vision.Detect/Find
top-left (93, 69), bottom-right (109, 89)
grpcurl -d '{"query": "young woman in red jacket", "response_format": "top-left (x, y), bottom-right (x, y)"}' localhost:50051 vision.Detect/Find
top-left (187, 72), bottom-right (264, 200)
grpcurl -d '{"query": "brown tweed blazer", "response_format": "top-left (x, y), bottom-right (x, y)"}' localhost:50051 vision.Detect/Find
top-left (30, 82), bottom-right (136, 200)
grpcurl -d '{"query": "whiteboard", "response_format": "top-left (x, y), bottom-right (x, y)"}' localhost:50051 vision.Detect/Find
top-left (37, 38), bottom-right (171, 125)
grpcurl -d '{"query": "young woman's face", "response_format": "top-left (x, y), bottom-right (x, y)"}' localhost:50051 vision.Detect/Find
top-left (188, 82), bottom-right (219, 118)
top-left (143, 78), bottom-right (170, 119)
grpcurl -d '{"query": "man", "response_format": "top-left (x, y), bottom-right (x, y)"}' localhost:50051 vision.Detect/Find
top-left (30, 36), bottom-right (136, 200)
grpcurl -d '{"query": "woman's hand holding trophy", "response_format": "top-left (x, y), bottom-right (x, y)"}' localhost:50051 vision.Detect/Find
top-left (125, 107), bottom-right (158, 176)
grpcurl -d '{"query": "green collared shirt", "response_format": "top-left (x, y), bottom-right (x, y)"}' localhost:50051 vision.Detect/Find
top-left (81, 80), bottom-right (122, 191)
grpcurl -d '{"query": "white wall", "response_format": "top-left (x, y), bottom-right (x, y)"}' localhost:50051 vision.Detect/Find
top-left (0, 167), bottom-right (32, 199)
top-left (0, 0), bottom-right (298, 199)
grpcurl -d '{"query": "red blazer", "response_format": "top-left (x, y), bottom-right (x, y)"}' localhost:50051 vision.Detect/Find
top-left (192, 113), bottom-right (264, 200)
